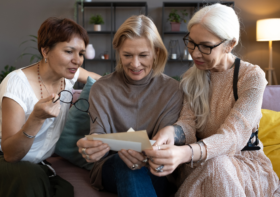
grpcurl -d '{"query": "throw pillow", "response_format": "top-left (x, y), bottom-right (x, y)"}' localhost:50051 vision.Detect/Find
top-left (55, 76), bottom-right (95, 170)
top-left (259, 109), bottom-right (280, 146)
top-left (259, 109), bottom-right (280, 179)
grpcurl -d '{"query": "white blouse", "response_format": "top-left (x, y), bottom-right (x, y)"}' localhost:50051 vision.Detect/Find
top-left (0, 64), bottom-right (79, 163)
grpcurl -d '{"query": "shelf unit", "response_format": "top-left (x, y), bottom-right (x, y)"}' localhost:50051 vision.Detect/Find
top-left (161, 1), bottom-right (234, 77)
top-left (76, 2), bottom-right (148, 74)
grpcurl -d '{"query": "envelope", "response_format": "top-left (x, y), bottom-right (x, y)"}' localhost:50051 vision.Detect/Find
top-left (85, 130), bottom-right (156, 152)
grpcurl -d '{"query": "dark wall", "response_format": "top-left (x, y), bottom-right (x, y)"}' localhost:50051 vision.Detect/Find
top-left (1, 0), bottom-right (280, 83)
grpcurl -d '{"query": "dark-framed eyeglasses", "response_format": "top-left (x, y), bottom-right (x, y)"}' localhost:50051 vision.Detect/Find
top-left (53, 90), bottom-right (97, 124)
top-left (183, 33), bottom-right (226, 55)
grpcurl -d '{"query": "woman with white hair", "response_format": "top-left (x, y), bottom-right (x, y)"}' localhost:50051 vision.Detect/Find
top-left (144, 3), bottom-right (280, 196)
top-left (77, 15), bottom-right (183, 197)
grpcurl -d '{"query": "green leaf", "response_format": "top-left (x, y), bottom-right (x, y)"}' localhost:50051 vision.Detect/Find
top-left (29, 35), bottom-right (38, 39)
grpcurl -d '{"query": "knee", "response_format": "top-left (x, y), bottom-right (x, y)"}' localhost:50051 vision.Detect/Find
top-left (1, 161), bottom-right (48, 187)
top-left (0, 161), bottom-right (49, 196)
top-left (206, 155), bottom-right (234, 176)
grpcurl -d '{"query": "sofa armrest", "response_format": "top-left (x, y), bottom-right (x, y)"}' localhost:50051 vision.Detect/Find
top-left (262, 85), bottom-right (280, 112)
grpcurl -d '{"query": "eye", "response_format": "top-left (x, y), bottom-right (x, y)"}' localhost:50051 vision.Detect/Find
top-left (200, 45), bottom-right (211, 49)
top-left (140, 55), bottom-right (147, 57)
top-left (79, 53), bottom-right (84, 57)
top-left (65, 51), bottom-right (72, 54)
top-left (124, 55), bottom-right (131, 57)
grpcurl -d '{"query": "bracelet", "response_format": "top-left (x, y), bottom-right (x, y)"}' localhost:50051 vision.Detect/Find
top-left (22, 131), bottom-right (35, 139)
top-left (186, 144), bottom-right (194, 168)
top-left (196, 141), bottom-right (203, 162)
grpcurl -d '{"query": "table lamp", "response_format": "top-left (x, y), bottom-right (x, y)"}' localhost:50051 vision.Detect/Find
top-left (256, 18), bottom-right (280, 85)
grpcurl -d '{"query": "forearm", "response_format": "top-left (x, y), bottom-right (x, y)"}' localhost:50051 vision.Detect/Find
top-left (173, 125), bottom-right (186, 145)
top-left (1, 113), bottom-right (45, 162)
top-left (88, 71), bottom-right (101, 81)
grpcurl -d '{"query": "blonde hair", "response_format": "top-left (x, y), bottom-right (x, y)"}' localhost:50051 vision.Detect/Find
top-left (112, 15), bottom-right (168, 77)
top-left (181, 3), bottom-right (240, 131)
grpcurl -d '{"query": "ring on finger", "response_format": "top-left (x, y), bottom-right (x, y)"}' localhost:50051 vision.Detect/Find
top-left (142, 158), bottom-right (148, 163)
top-left (131, 164), bottom-right (139, 170)
top-left (85, 154), bottom-right (90, 160)
top-left (82, 148), bottom-right (87, 155)
top-left (155, 164), bottom-right (164, 172)
top-left (157, 145), bottom-right (161, 150)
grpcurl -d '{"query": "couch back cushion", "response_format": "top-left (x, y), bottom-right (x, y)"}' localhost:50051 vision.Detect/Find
top-left (55, 77), bottom-right (95, 170)
top-left (262, 85), bottom-right (280, 111)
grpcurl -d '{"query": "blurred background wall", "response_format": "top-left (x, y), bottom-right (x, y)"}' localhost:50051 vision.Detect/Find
top-left (1, 0), bottom-right (280, 84)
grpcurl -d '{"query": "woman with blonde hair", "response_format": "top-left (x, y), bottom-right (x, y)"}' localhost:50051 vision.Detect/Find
top-left (77, 15), bottom-right (183, 197)
top-left (144, 3), bottom-right (280, 196)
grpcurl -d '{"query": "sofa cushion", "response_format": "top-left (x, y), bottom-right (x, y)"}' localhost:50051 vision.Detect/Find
top-left (55, 76), bottom-right (95, 170)
top-left (46, 157), bottom-right (117, 197)
top-left (259, 109), bottom-right (280, 179)
top-left (262, 85), bottom-right (280, 112)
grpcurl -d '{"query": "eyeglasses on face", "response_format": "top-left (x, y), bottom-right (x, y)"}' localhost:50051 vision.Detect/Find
top-left (183, 33), bottom-right (226, 55)
top-left (53, 90), bottom-right (97, 124)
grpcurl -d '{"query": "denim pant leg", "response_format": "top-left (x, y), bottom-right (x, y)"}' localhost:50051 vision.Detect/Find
top-left (102, 154), bottom-right (175, 197)
top-left (102, 154), bottom-right (174, 197)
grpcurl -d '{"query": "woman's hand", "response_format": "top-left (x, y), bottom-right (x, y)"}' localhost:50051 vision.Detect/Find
top-left (118, 149), bottom-right (147, 170)
top-left (152, 126), bottom-right (175, 146)
top-left (77, 137), bottom-right (110, 163)
top-left (31, 94), bottom-right (61, 120)
top-left (144, 145), bottom-right (191, 177)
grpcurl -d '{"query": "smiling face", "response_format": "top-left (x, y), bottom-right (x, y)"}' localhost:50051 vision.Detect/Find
top-left (188, 24), bottom-right (229, 72)
top-left (43, 35), bottom-right (86, 79)
top-left (119, 37), bottom-right (155, 81)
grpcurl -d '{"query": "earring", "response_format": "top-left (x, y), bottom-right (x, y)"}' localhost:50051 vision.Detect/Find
top-left (45, 58), bottom-right (47, 63)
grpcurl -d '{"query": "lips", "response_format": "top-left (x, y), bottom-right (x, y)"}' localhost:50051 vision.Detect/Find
top-left (129, 68), bottom-right (143, 75)
top-left (194, 60), bottom-right (204, 65)
top-left (68, 68), bottom-right (77, 74)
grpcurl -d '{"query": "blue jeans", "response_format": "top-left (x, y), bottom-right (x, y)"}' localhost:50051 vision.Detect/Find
top-left (102, 154), bottom-right (175, 197)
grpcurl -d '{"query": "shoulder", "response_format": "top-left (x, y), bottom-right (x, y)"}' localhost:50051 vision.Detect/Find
top-left (91, 72), bottom-right (117, 89)
top-left (1, 69), bottom-right (28, 91)
top-left (0, 69), bottom-right (31, 112)
top-left (154, 73), bottom-right (182, 92)
top-left (238, 60), bottom-right (267, 89)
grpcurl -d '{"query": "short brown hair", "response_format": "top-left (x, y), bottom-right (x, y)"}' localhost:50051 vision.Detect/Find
top-left (37, 17), bottom-right (89, 56)
top-left (112, 15), bottom-right (168, 77)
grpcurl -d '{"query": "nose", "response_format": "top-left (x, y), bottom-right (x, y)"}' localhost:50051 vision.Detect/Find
top-left (191, 45), bottom-right (202, 58)
top-left (72, 52), bottom-right (82, 65)
top-left (130, 56), bottom-right (141, 68)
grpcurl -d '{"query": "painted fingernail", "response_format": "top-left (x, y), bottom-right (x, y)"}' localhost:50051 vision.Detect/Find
top-left (142, 151), bottom-right (146, 156)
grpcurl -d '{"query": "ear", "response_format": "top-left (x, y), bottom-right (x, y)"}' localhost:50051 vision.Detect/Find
top-left (227, 39), bottom-right (236, 53)
top-left (154, 48), bottom-right (159, 60)
top-left (41, 47), bottom-right (50, 59)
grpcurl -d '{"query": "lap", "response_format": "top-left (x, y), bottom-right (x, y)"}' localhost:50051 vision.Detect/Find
top-left (176, 154), bottom-right (280, 197)
top-left (0, 155), bottom-right (73, 197)
top-left (102, 153), bottom-right (175, 197)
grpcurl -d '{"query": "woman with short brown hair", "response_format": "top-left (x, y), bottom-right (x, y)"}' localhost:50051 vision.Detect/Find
top-left (0, 17), bottom-right (100, 197)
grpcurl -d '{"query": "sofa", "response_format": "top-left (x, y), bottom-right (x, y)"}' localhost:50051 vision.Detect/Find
top-left (46, 85), bottom-right (280, 197)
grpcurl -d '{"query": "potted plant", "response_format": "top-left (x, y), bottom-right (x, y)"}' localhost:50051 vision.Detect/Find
top-left (167, 9), bottom-right (188, 31)
top-left (0, 65), bottom-right (16, 83)
top-left (89, 14), bottom-right (104, 31)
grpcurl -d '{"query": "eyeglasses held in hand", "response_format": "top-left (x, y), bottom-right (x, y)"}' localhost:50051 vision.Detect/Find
top-left (53, 90), bottom-right (97, 124)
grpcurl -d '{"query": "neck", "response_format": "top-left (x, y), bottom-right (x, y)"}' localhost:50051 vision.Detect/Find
top-left (39, 60), bottom-right (63, 85)
top-left (211, 54), bottom-right (235, 72)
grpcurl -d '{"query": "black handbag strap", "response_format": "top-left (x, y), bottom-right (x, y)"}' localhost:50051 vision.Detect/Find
top-left (232, 58), bottom-right (260, 151)
top-left (233, 58), bottom-right (240, 101)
